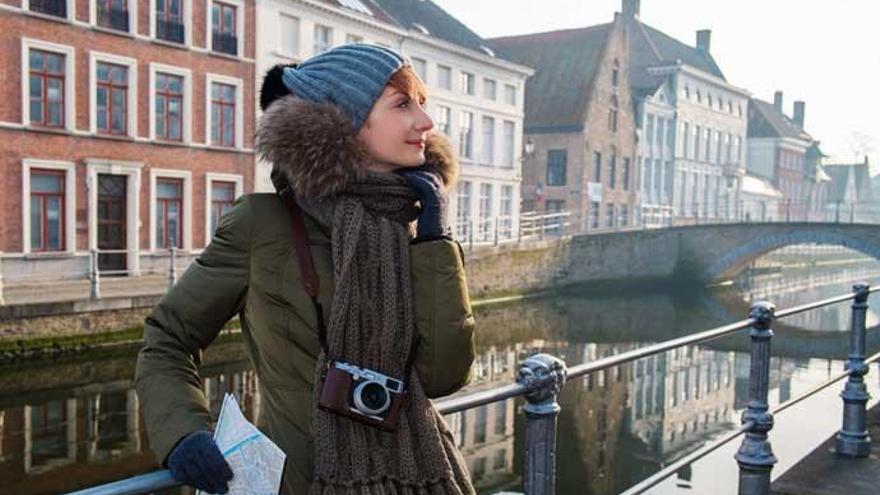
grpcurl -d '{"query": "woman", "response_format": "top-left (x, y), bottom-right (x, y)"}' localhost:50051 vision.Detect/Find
top-left (135, 44), bottom-right (477, 494)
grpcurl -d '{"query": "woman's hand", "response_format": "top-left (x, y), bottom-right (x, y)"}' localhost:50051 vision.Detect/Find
top-left (166, 430), bottom-right (234, 494)
top-left (395, 167), bottom-right (452, 242)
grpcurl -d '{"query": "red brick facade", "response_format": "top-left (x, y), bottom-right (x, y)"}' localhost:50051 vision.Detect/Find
top-left (0, 0), bottom-right (255, 260)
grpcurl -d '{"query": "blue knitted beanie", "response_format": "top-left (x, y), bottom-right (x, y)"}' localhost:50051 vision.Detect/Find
top-left (281, 43), bottom-right (408, 130)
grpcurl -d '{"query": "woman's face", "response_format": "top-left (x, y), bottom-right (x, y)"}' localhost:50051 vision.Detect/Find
top-left (357, 85), bottom-right (434, 173)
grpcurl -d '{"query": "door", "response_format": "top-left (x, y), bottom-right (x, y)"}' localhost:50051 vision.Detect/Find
top-left (97, 174), bottom-right (127, 274)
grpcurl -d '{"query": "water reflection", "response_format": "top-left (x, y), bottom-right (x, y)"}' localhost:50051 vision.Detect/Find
top-left (0, 250), bottom-right (878, 494)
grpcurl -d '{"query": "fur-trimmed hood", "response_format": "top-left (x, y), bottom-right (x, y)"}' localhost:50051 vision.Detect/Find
top-left (256, 95), bottom-right (458, 199)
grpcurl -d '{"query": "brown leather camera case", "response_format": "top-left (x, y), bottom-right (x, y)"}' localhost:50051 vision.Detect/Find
top-left (317, 365), bottom-right (406, 431)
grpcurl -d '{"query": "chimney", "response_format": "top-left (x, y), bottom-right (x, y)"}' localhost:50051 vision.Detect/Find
top-left (773, 91), bottom-right (783, 112)
top-left (696, 29), bottom-right (711, 53)
top-left (793, 101), bottom-right (805, 128)
top-left (622, 0), bottom-right (641, 18)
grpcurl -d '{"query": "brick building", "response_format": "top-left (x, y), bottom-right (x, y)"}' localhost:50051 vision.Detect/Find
top-left (488, 14), bottom-right (639, 233)
top-left (0, 0), bottom-right (255, 281)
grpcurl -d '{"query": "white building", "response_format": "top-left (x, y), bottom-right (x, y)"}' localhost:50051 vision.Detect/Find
top-left (622, 0), bottom-right (750, 226)
top-left (254, 0), bottom-right (533, 243)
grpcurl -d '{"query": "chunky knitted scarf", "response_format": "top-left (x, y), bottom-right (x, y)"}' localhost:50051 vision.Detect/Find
top-left (296, 171), bottom-right (475, 495)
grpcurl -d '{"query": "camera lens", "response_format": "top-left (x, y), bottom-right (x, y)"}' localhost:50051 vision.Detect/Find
top-left (354, 380), bottom-right (390, 415)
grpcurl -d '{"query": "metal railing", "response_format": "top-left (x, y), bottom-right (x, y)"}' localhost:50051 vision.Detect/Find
top-left (72, 283), bottom-right (879, 495)
top-left (0, 248), bottom-right (189, 305)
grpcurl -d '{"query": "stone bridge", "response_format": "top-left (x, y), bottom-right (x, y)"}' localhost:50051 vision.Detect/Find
top-left (558, 222), bottom-right (880, 285)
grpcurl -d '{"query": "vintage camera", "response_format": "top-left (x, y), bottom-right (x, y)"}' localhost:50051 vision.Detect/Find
top-left (318, 361), bottom-right (407, 430)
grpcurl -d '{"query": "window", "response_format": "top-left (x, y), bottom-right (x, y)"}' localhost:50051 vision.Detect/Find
top-left (684, 85), bottom-right (690, 100)
top-left (704, 127), bottom-right (711, 163)
top-left (646, 115), bottom-right (654, 144)
top-left (278, 14), bottom-right (300, 56)
top-left (483, 78), bottom-right (497, 100)
top-left (694, 125), bottom-right (701, 161)
top-left (589, 202), bottom-right (600, 229)
top-left (715, 130), bottom-right (722, 164)
top-left (156, 178), bottom-right (183, 249)
top-left (593, 152), bottom-right (602, 182)
top-left (156, 0), bottom-right (184, 44)
top-left (502, 121), bottom-right (515, 168)
top-left (667, 120), bottom-right (675, 149)
top-left (433, 105), bottom-right (451, 136)
top-left (411, 57), bottom-right (427, 82)
top-left (725, 133), bottom-right (732, 163)
top-left (609, 155), bottom-right (617, 188)
top-left (481, 116), bottom-right (495, 165)
top-left (154, 72), bottom-right (183, 141)
top-left (499, 185), bottom-right (513, 239)
top-left (622, 158), bottom-right (631, 191)
top-left (460, 71), bottom-right (475, 95)
top-left (608, 96), bottom-right (619, 132)
top-left (437, 65), bottom-right (452, 90)
top-left (455, 181), bottom-right (472, 239)
top-left (212, 1), bottom-right (238, 56)
top-left (29, 0), bottom-right (68, 18)
top-left (28, 49), bottom-right (65, 128)
top-left (29, 169), bottom-right (66, 251)
top-left (612, 68), bottom-right (619, 87)
top-left (546, 150), bottom-right (567, 186)
top-left (656, 118), bottom-right (664, 146)
top-left (96, 62), bottom-right (129, 135)
top-left (210, 181), bottom-right (235, 234)
top-left (504, 84), bottom-right (517, 105)
top-left (345, 33), bottom-right (363, 44)
top-left (696, 89), bottom-right (702, 103)
top-left (619, 204), bottom-right (628, 227)
top-left (478, 183), bottom-right (493, 241)
top-left (681, 121), bottom-right (690, 158)
top-left (736, 136), bottom-right (742, 162)
top-left (459, 111), bottom-right (474, 159)
top-left (707, 94), bottom-right (713, 107)
top-left (606, 203), bottom-right (615, 227)
top-left (97, 0), bottom-right (130, 32)
top-left (210, 81), bottom-right (236, 147)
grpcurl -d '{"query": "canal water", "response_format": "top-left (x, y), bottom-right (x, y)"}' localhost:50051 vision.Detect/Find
top-left (2, 245), bottom-right (880, 495)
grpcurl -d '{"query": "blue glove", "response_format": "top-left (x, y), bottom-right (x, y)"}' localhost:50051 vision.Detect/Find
top-left (166, 431), bottom-right (233, 494)
top-left (395, 167), bottom-right (452, 242)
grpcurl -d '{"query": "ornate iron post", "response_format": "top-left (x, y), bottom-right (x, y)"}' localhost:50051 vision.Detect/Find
top-left (517, 353), bottom-right (567, 495)
top-left (736, 301), bottom-right (777, 495)
top-left (835, 282), bottom-right (872, 457)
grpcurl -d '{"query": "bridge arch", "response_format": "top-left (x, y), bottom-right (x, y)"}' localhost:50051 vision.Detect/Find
top-left (705, 227), bottom-right (880, 281)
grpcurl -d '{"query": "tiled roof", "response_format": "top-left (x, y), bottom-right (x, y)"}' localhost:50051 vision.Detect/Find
top-left (626, 20), bottom-right (726, 94)
top-left (748, 99), bottom-right (812, 141)
top-left (487, 24), bottom-right (612, 132)
top-left (369, 0), bottom-right (488, 52)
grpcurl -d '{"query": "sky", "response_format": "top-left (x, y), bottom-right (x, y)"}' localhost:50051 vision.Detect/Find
top-left (432, 0), bottom-right (880, 174)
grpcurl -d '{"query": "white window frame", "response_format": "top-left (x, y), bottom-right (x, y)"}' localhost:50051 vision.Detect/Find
top-left (460, 71), bottom-right (475, 95)
top-left (483, 78), bottom-right (497, 100)
top-left (89, 0), bottom-right (138, 35)
top-left (23, 0), bottom-right (75, 22)
top-left (89, 51), bottom-right (139, 138)
top-left (148, 63), bottom-right (193, 143)
top-left (85, 158), bottom-right (142, 275)
top-left (481, 115), bottom-right (495, 165)
top-left (206, 0), bottom-right (245, 58)
top-left (502, 120), bottom-right (515, 168)
top-left (148, 0), bottom-right (194, 46)
top-left (411, 57), bottom-right (428, 84)
top-left (205, 73), bottom-right (244, 149)
top-left (21, 159), bottom-right (77, 255)
top-left (437, 64), bottom-right (452, 90)
top-left (204, 173), bottom-right (244, 246)
top-left (504, 84), bottom-right (517, 105)
top-left (436, 105), bottom-right (451, 136)
top-left (20, 38), bottom-right (76, 131)
top-left (150, 168), bottom-right (193, 252)
top-left (277, 13), bottom-right (301, 57)
top-left (313, 24), bottom-right (334, 55)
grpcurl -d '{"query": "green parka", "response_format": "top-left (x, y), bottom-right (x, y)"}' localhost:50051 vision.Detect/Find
top-left (134, 97), bottom-right (476, 494)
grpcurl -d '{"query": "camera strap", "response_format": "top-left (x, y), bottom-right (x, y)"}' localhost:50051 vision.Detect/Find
top-left (280, 188), bottom-right (420, 384)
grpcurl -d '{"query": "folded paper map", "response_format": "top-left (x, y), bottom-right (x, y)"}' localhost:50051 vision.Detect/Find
top-left (197, 393), bottom-right (286, 495)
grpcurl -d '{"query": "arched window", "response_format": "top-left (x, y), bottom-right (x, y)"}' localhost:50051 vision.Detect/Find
top-left (608, 95), bottom-right (619, 132)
